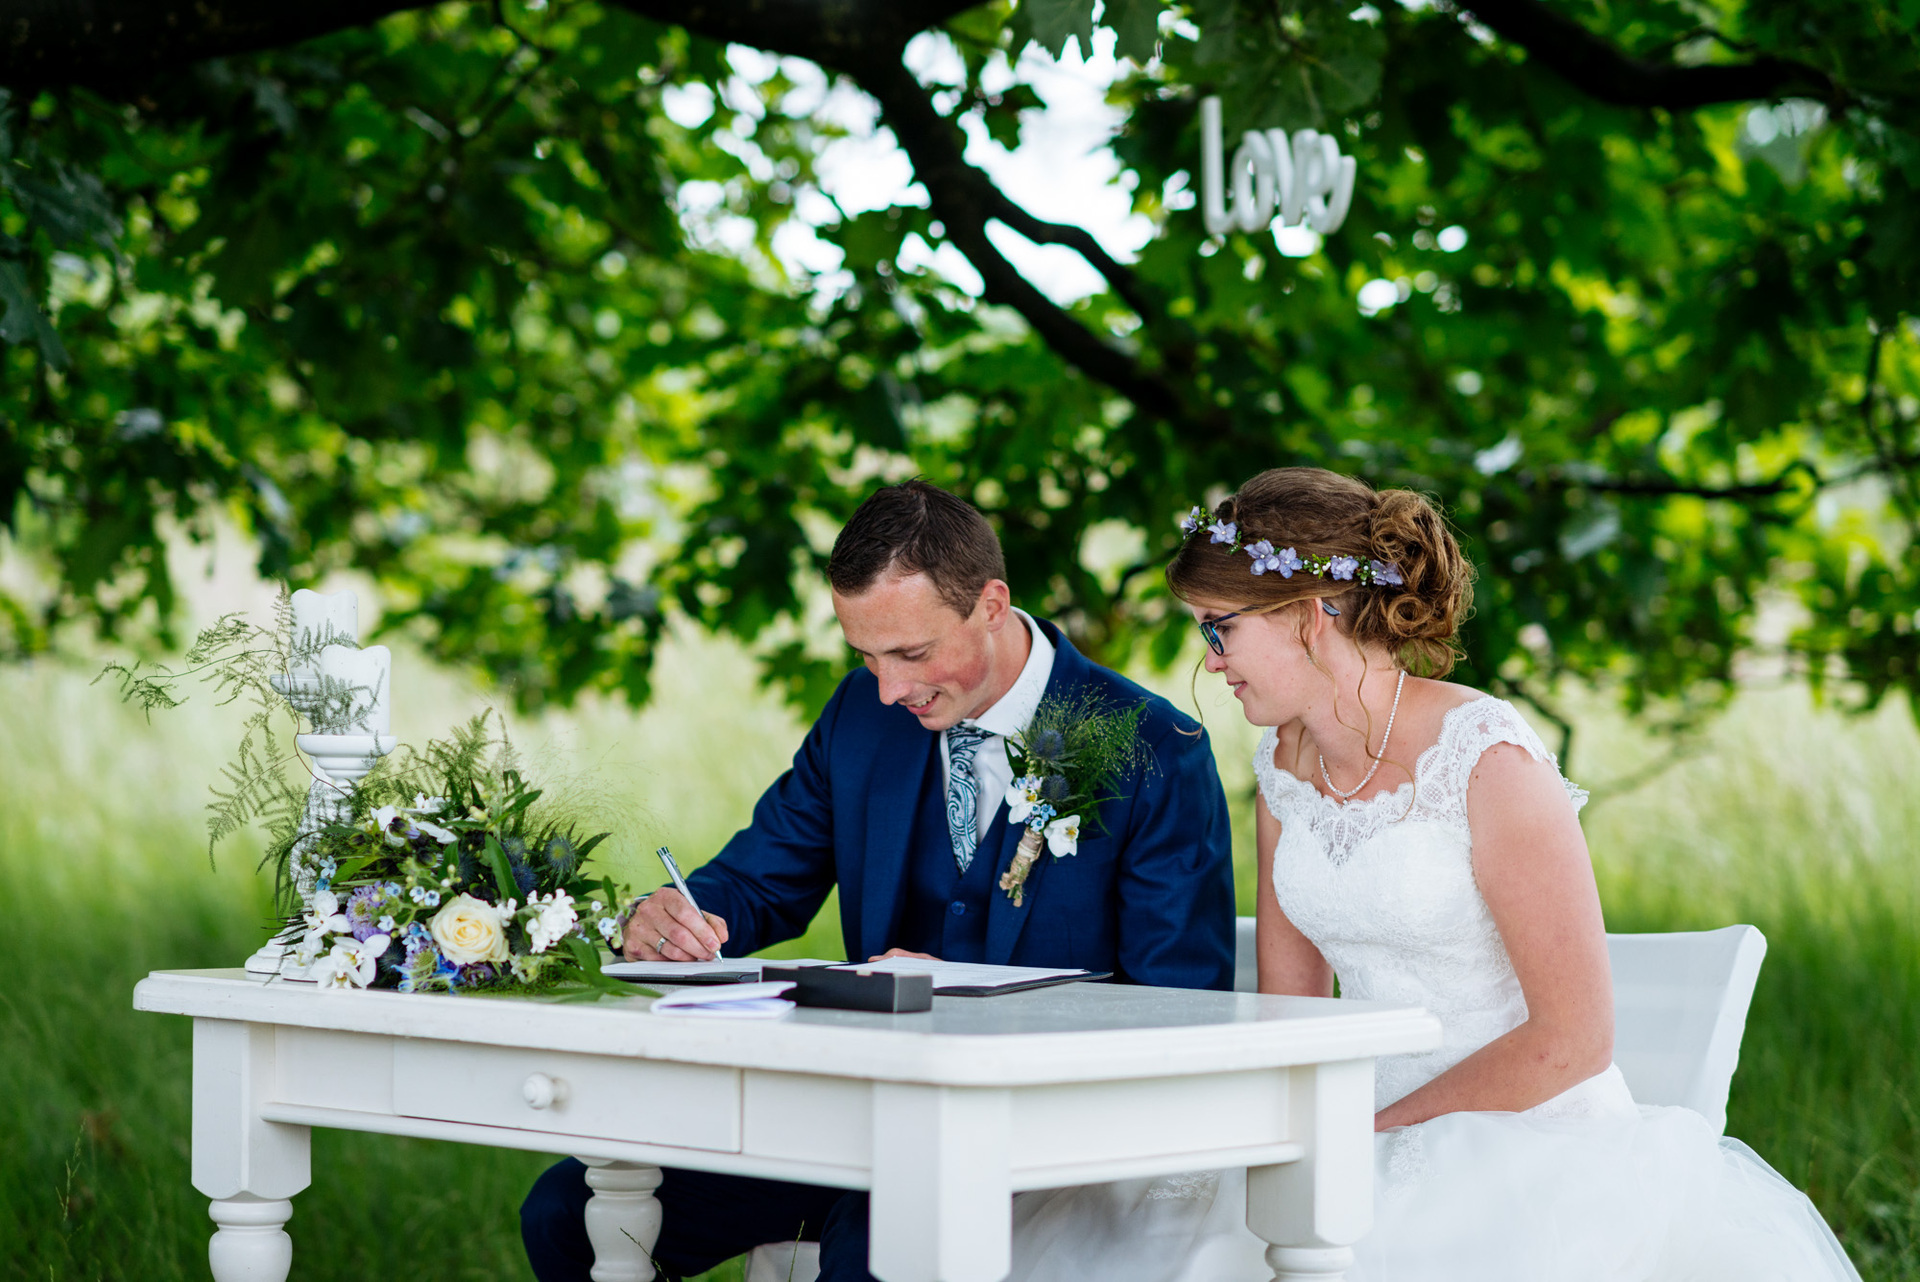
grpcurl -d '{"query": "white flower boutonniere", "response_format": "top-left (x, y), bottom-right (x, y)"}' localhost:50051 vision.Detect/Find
top-left (997, 692), bottom-right (1148, 907)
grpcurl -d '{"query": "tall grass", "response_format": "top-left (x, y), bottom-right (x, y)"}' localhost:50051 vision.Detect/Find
top-left (2, 633), bottom-right (1915, 1279)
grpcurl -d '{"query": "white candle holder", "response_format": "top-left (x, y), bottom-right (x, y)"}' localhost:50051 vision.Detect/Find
top-left (241, 589), bottom-right (402, 981)
top-left (241, 733), bottom-right (399, 980)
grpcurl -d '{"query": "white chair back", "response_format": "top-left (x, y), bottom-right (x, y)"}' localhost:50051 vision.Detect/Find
top-left (1606, 925), bottom-right (1766, 1134)
top-left (1230, 916), bottom-right (1766, 1134)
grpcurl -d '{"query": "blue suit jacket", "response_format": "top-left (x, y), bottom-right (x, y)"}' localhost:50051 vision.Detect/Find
top-left (686, 618), bottom-right (1236, 990)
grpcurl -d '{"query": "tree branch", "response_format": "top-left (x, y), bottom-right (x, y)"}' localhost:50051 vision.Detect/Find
top-left (1574, 460), bottom-right (1817, 499)
top-left (0, 0), bottom-right (416, 89)
top-left (609, 0), bottom-right (981, 75)
top-left (616, 1), bottom-right (1187, 419)
top-left (856, 56), bottom-right (1182, 420)
top-left (1458, 0), bottom-right (1841, 110)
top-left (851, 54), bottom-right (1187, 421)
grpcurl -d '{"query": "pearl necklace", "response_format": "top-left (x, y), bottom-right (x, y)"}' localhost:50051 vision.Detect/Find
top-left (1319, 669), bottom-right (1406, 803)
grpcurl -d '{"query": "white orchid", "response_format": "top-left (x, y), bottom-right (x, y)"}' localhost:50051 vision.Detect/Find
top-left (413, 818), bottom-right (459, 845)
top-left (523, 890), bottom-right (579, 954)
top-left (362, 804), bottom-right (406, 846)
top-left (1044, 813), bottom-right (1082, 858)
top-left (404, 792), bottom-right (450, 815)
top-left (1004, 775), bottom-right (1044, 825)
top-left (315, 933), bottom-right (390, 989)
top-left (300, 889), bottom-right (351, 944)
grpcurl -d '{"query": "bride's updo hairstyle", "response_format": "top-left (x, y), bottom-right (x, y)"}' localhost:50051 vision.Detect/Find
top-left (1165, 468), bottom-right (1474, 677)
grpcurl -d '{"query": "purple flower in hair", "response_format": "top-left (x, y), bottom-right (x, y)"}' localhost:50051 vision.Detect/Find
top-left (1207, 520), bottom-right (1238, 545)
top-left (1276, 547), bottom-right (1303, 578)
top-left (1245, 540), bottom-right (1282, 574)
top-left (1370, 559), bottom-right (1404, 586)
top-left (1180, 506), bottom-right (1205, 535)
top-left (1329, 556), bottom-right (1360, 581)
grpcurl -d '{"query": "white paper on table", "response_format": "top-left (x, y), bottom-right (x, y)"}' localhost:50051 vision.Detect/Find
top-left (650, 980), bottom-right (797, 1019)
top-left (832, 958), bottom-right (1099, 994)
top-left (602, 959), bottom-right (841, 982)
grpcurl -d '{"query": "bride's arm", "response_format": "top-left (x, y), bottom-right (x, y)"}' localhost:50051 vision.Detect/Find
top-left (1372, 741), bottom-right (1614, 1131)
top-left (1254, 801), bottom-right (1335, 998)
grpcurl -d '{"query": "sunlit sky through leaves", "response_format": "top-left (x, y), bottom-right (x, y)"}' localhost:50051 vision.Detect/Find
top-left (701, 28), bottom-right (1155, 306)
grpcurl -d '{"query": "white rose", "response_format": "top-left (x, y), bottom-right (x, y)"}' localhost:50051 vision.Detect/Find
top-left (429, 893), bottom-right (510, 966)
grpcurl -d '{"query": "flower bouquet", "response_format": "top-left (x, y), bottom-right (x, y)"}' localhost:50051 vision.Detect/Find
top-left (101, 594), bottom-right (640, 996)
top-left (287, 717), bottom-right (636, 994)
top-left (998, 692), bottom-right (1149, 906)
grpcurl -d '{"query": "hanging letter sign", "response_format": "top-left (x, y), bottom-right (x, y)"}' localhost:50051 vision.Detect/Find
top-left (1199, 96), bottom-right (1356, 238)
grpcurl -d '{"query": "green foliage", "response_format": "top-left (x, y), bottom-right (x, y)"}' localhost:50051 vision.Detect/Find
top-left (0, 0), bottom-right (1916, 736)
top-left (95, 592), bottom-right (378, 864)
top-left (1007, 690), bottom-right (1150, 832)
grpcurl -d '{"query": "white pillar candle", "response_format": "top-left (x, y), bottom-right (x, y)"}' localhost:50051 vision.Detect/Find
top-left (290, 589), bottom-right (357, 669)
top-left (315, 643), bottom-right (391, 735)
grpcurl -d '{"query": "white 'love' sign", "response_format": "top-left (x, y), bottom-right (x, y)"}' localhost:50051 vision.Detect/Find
top-left (1199, 95), bottom-right (1357, 237)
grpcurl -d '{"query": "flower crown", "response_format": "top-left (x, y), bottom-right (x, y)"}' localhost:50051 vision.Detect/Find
top-left (1179, 505), bottom-right (1404, 586)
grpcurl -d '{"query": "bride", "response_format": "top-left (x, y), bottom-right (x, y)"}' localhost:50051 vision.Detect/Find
top-left (1003, 467), bottom-right (1860, 1281)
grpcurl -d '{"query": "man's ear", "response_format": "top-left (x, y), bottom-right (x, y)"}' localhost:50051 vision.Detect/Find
top-left (974, 579), bottom-right (1013, 629)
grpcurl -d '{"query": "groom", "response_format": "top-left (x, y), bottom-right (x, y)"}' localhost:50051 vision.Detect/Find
top-left (521, 479), bottom-right (1235, 1282)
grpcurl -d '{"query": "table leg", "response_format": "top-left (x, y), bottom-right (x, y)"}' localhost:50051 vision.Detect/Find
top-left (191, 1020), bottom-right (311, 1282)
top-left (580, 1159), bottom-right (664, 1282)
top-left (1245, 1059), bottom-right (1374, 1282)
top-left (208, 1197), bottom-right (294, 1282)
top-left (868, 1083), bottom-right (1011, 1282)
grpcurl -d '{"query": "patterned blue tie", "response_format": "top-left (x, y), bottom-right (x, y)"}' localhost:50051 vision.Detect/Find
top-left (945, 722), bottom-right (990, 873)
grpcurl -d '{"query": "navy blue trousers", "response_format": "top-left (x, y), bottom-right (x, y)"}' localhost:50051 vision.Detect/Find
top-left (521, 1158), bottom-right (878, 1282)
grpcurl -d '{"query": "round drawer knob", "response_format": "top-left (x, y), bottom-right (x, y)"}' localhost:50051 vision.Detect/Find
top-left (522, 1072), bottom-right (567, 1110)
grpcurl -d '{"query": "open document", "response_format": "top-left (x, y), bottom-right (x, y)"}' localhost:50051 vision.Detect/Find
top-left (604, 956), bottom-right (1105, 996)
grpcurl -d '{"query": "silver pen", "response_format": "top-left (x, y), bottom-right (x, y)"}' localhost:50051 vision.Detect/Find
top-left (655, 846), bottom-right (720, 961)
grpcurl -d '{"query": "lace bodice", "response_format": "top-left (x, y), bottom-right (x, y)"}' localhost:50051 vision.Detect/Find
top-left (1255, 697), bottom-right (1619, 1114)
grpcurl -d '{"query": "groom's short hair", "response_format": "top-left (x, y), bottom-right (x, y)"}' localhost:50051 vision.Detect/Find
top-left (828, 479), bottom-right (1007, 618)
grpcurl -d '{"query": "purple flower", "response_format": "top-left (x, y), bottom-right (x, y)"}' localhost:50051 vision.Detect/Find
top-left (1245, 540), bottom-right (1282, 574)
top-left (1207, 520), bottom-right (1238, 545)
top-left (345, 887), bottom-right (386, 941)
top-left (1179, 506), bottom-right (1206, 534)
top-left (1329, 556), bottom-right (1359, 581)
top-left (1276, 547), bottom-right (1303, 578)
top-left (1370, 559), bottom-right (1404, 586)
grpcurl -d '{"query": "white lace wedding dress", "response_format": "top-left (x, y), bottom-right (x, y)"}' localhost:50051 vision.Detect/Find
top-left (1004, 697), bottom-right (1861, 1282)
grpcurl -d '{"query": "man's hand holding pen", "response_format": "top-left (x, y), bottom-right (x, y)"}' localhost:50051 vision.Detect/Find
top-left (620, 887), bottom-right (729, 961)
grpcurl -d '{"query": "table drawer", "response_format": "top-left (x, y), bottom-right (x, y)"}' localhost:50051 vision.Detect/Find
top-left (392, 1039), bottom-right (742, 1152)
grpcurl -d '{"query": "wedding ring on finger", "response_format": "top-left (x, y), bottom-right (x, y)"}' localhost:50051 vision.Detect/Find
top-left (658, 936), bottom-right (670, 955)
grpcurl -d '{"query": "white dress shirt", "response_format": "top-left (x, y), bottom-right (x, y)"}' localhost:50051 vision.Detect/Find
top-left (939, 609), bottom-right (1056, 844)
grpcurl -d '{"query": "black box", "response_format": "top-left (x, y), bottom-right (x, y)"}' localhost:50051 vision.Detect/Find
top-left (762, 965), bottom-right (934, 1013)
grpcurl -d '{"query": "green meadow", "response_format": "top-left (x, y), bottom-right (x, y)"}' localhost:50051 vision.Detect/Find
top-left (3, 628), bottom-right (1916, 1279)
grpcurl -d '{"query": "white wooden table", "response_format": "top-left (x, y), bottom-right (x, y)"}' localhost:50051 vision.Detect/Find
top-left (134, 969), bottom-right (1440, 1282)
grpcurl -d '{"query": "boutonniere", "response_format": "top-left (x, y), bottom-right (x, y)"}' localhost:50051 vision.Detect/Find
top-left (997, 692), bottom-right (1149, 906)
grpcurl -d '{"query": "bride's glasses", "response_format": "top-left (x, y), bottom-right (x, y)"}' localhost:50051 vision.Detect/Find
top-left (1198, 600), bottom-right (1341, 655)
top-left (1197, 612), bottom-right (1243, 656)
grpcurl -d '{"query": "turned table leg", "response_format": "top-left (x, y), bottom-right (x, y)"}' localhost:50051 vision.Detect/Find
top-left (191, 1020), bottom-right (311, 1282)
top-left (207, 1197), bottom-right (295, 1282)
top-left (580, 1159), bottom-right (664, 1282)
top-left (1247, 1060), bottom-right (1375, 1282)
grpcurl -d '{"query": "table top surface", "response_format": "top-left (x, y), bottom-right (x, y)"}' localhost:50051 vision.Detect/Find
top-left (136, 968), bottom-right (1442, 1086)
